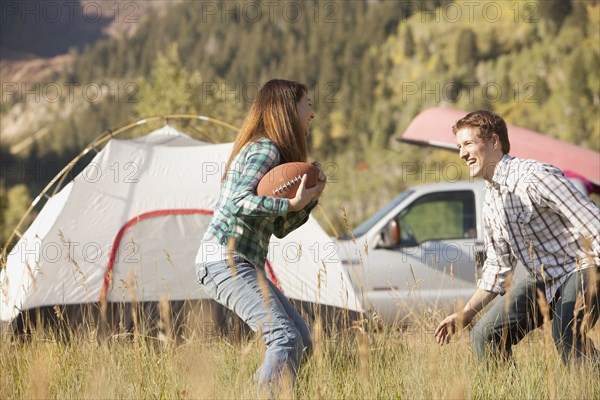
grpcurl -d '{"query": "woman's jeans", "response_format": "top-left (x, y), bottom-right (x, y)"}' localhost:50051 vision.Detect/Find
top-left (196, 256), bottom-right (312, 389)
top-left (472, 267), bottom-right (600, 364)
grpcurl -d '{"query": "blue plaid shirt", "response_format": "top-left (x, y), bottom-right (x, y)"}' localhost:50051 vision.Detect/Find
top-left (201, 138), bottom-right (317, 268)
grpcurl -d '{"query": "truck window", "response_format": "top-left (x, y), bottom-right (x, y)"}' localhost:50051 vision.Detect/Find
top-left (397, 191), bottom-right (476, 245)
top-left (348, 190), bottom-right (415, 238)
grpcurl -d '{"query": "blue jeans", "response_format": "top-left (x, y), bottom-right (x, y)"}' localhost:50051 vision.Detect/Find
top-left (196, 256), bottom-right (312, 389)
top-left (472, 267), bottom-right (600, 364)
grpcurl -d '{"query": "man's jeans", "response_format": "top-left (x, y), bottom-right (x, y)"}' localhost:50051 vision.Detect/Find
top-left (196, 256), bottom-right (312, 389)
top-left (472, 267), bottom-right (600, 364)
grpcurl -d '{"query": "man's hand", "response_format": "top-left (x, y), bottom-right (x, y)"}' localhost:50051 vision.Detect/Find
top-left (434, 289), bottom-right (498, 346)
top-left (434, 312), bottom-right (469, 345)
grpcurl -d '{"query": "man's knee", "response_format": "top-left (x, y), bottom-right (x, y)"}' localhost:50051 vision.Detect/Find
top-left (472, 319), bottom-right (509, 359)
top-left (471, 320), bottom-right (488, 358)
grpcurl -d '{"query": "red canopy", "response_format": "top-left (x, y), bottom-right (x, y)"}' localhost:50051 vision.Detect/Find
top-left (399, 107), bottom-right (600, 185)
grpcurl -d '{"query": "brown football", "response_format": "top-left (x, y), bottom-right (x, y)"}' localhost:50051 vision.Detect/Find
top-left (257, 162), bottom-right (320, 199)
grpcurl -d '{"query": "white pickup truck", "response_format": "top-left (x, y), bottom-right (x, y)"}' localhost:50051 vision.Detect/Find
top-left (336, 179), bottom-right (505, 324)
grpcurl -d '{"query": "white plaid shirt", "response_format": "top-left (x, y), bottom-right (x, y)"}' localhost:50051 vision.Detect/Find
top-left (480, 155), bottom-right (600, 302)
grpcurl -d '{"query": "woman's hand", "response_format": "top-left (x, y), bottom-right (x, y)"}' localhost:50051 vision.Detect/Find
top-left (311, 161), bottom-right (327, 198)
top-left (288, 170), bottom-right (327, 212)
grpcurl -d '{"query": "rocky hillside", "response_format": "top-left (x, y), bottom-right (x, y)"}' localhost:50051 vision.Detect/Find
top-left (1, 1), bottom-right (177, 144)
top-left (1, 1), bottom-right (175, 84)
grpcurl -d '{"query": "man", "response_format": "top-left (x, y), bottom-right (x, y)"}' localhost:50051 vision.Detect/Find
top-left (434, 110), bottom-right (600, 364)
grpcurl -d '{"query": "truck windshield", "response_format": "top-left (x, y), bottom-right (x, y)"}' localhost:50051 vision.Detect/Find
top-left (341, 190), bottom-right (415, 239)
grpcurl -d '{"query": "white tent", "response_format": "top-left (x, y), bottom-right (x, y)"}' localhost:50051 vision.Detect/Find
top-left (0, 126), bottom-right (363, 326)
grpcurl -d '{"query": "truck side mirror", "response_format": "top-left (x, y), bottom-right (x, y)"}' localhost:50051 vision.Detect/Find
top-left (376, 219), bottom-right (401, 249)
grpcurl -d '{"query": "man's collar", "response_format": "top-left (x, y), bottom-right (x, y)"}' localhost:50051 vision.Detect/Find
top-left (488, 154), bottom-right (515, 191)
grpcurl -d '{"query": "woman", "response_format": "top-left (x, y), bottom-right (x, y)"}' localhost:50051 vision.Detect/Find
top-left (195, 79), bottom-right (326, 392)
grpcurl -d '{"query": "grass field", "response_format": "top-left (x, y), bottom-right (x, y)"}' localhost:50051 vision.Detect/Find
top-left (2, 208), bottom-right (598, 399)
top-left (1, 306), bottom-right (599, 400)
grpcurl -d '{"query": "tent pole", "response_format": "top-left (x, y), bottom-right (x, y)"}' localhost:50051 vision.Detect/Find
top-left (1, 115), bottom-right (239, 268)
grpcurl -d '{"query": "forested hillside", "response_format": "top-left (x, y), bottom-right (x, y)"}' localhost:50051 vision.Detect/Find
top-left (1, 0), bottom-right (598, 243)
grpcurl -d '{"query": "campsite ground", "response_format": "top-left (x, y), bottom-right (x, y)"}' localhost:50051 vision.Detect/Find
top-left (1, 309), bottom-right (599, 399)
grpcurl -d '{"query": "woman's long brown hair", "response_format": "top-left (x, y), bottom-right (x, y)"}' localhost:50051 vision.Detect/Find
top-left (222, 79), bottom-right (309, 180)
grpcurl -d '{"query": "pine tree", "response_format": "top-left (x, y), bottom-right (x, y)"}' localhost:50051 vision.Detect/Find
top-left (0, 180), bottom-right (7, 245)
top-left (134, 43), bottom-right (202, 117)
top-left (455, 28), bottom-right (478, 71)
top-left (403, 25), bottom-right (416, 58)
top-left (2, 184), bottom-right (33, 248)
top-left (538, 0), bottom-right (573, 34)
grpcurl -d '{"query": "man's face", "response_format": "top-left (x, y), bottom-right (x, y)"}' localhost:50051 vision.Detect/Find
top-left (455, 127), bottom-right (502, 181)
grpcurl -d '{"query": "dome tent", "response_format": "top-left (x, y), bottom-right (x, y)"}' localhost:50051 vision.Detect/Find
top-left (1, 119), bottom-right (363, 338)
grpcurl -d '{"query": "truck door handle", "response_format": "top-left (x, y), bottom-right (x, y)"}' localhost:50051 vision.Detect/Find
top-left (373, 286), bottom-right (399, 291)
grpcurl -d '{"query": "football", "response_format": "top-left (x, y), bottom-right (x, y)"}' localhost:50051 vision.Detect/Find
top-left (256, 162), bottom-right (321, 199)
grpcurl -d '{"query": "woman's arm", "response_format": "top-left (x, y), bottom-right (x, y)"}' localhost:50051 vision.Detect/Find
top-left (228, 140), bottom-right (290, 217)
top-left (273, 200), bottom-right (318, 238)
top-left (275, 165), bottom-right (327, 237)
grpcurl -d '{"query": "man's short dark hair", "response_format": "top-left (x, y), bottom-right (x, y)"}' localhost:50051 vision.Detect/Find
top-left (452, 110), bottom-right (510, 154)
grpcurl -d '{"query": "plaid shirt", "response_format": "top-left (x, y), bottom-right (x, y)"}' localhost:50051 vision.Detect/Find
top-left (201, 138), bottom-right (316, 268)
top-left (480, 155), bottom-right (600, 302)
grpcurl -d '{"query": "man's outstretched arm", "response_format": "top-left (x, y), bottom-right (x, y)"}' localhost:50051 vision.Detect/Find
top-left (434, 289), bottom-right (498, 345)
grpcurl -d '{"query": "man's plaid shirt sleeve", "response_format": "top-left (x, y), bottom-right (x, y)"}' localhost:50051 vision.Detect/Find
top-left (478, 200), bottom-right (517, 295)
top-left (529, 166), bottom-right (600, 265)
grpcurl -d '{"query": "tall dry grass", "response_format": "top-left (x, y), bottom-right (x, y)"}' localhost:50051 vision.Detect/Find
top-left (2, 200), bottom-right (598, 399)
top-left (1, 306), bottom-right (599, 399)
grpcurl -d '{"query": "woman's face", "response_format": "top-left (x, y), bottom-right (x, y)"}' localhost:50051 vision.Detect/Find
top-left (296, 92), bottom-right (314, 136)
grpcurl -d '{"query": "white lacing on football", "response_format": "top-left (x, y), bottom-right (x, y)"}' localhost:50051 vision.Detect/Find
top-left (273, 175), bottom-right (302, 195)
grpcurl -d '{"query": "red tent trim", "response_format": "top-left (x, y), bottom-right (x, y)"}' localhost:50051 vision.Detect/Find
top-left (99, 209), bottom-right (284, 302)
top-left (264, 259), bottom-right (282, 292)
top-left (100, 209), bottom-right (214, 302)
